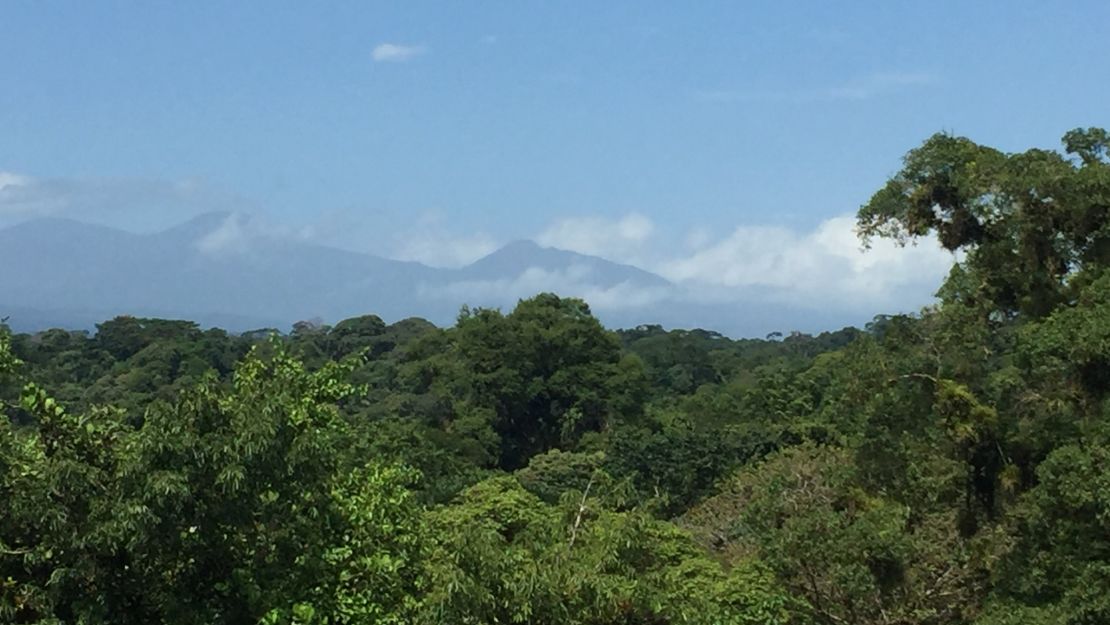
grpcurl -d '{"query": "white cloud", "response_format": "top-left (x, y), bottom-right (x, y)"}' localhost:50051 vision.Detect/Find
top-left (683, 226), bottom-right (712, 250)
top-left (0, 167), bottom-right (955, 323)
top-left (196, 213), bottom-right (250, 256)
top-left (0, 172), bottom-right (41, 222)
top-left (372, 43), bottom-right (426, 62)
top-left (658, 215), bottom-right (955, 310)
top-left (0, 173), bottom-right (250, 232)
top-left (0, 172), bottom-right (30, 192)
top-left (536, 213), bottom-right (654, 264)
top-left (421, 265), bottom-right (672, 312)
top-left (416, 210), bottom-right (953, 317)
top-left (395, 231), bottom-right (498, 268)
top-left (413, 209), bottom-right (953, 314)
top-left (193, 212), bottom-right (323, 258)
top-left (388, 212), bottom-right (498, 268)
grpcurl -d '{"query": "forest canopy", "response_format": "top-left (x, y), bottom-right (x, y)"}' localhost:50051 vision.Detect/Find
top-left (3, 129), bottom-right (1110, 624)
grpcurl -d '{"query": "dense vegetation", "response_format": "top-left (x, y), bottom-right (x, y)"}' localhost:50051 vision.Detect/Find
top-left (2, 129), bottom-right (1109, 624)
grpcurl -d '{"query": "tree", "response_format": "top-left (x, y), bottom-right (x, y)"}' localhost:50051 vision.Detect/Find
top-left (682, 444), bottom-right (984, 625)
top-left (978, 432), bottom-right (1110, 625)
top-left (95, 317), bottom-right (202, 361)
top-left (327, 314), bottom-right (387, 360)
top-left (0, 336), bottom-right (427, 624)
top-left (422, 476), bottom-right (795, 624)
top-left (858, 128), bottom-right (1110, 318)
top-left (453, 294), bottom-right (647, 469)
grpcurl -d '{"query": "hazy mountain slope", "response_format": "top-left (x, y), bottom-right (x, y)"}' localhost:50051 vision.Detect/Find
top-left (1, 214), bottom-right (681, 332)
top-left (455, 239), bottom-right (670, 287)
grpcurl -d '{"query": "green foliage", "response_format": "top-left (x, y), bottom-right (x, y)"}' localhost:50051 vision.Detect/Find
top-left (452, 294), bottom-right (648, 469)
top-left (683, 444), bottom-right (983, 625)
top-left (604, 420), bottom-right (765, 516)
top-left (1, 339), bottom-right (424, 624)
top-left (859, 129), bottom-right (1110, 317)
top-left (3, 128), bottom-right (1109, 625)
top-left (422, 476), bottom-right (795, 624)
top-left (981, 432), bottom-right (1110, 624)
top-left (515, 448), bottom-right (611, 504)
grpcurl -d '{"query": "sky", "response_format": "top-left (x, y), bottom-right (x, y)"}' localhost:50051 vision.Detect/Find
top-left (2, 1), bottom-right (1108, 321)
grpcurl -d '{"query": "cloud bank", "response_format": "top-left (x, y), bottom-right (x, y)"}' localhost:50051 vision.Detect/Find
top-left (391, 213), bottom-right (498, 268)
top-left (420, 265), bottom-right (672, 313)
top-left (0, 172), bottom-right (249, 233)
top-left (525, 212), bottom-right (953, 314)
top-left (536, 213), bottom-right (655, 266)
top-left (417, 212), bottom-right (954, 322)
top-left (658, 215), bottom-right (954, 309)
top-left (0, 172), bottom-right (29, 192)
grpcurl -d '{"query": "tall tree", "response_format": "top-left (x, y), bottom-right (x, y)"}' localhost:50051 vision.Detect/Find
top-left (858, 128), bottom-right (1110, 318)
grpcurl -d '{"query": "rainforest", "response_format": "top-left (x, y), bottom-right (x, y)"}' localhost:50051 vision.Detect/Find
top-left (2, 130), bottom-right (1110, 624)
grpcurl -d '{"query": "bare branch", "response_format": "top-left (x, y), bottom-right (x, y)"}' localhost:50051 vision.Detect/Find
top-left (568, 474), bottom-right (595, 550)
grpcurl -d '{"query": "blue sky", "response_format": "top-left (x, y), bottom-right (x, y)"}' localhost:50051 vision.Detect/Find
top-left (2, 1), bottom-right (1108, 317)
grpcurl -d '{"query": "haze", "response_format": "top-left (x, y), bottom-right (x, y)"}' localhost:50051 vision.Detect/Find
top-left (3, 2), bottom-right (1108, 334)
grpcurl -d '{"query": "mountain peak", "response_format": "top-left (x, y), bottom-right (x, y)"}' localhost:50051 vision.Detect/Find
top-left (460, 239), bottom-right (671, 288)
top-left (464, 239), bottom-right (565, 269)
top-left (489, 239), bottom-right (545, 256)
top-left (501, 239), bottom-right (544, 251)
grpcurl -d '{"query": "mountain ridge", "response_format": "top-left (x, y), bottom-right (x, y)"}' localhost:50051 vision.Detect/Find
top-left (1, 215), bottom-right (677, 332)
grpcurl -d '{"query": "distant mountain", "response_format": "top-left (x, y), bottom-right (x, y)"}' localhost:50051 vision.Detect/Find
top-left (457, 239), bottom-right (669, 287)
top-left (1, 213), bottom-right (683, 333)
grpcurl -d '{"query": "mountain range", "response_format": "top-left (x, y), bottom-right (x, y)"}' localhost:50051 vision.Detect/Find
top-left (2, 212), bottom-right (860, 335)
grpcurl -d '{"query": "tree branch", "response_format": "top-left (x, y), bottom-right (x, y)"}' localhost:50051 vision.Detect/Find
top-left (568, 474), bottom-right (595, 550)
top-left (888, 372), bottom-right (940, 386)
